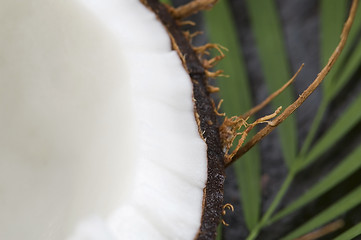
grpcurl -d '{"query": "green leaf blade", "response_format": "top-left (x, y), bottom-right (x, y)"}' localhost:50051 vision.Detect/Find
top-left (323, 2), bottom-right (361, 97)
top-left (281, 185), bottom-right (361, 240)
top-left (244, 0), bottom-right (297, 167)
top-left (205, 0), bottom-right (261, 230)
top-left (327, 40), bottom-right (361, 101)
top-left (271, 145), bottom-right (361, 223)
top-left (302, 3), bottom-right (360, 155)
top-left (334, 222), bottom-right (361, 240)
top-left (304, 92), bottom-right (361, 167)
top-left (159, 0), bottom-right (171, 5)
top-left (320, 0), bottom-right (347, 66)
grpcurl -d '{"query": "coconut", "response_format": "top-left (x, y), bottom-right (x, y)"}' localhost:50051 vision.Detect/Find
top-left (0, 0), bottom-right (224, 239)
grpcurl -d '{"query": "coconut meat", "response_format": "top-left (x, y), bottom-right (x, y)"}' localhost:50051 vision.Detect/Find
top-left (0, 0), bottom-right (207, 239)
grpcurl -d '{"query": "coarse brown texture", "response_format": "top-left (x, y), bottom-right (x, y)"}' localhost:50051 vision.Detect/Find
top-left (141, 0), bottom-right (225, 239)
top-left (169, 0), bottom-right (218, 19)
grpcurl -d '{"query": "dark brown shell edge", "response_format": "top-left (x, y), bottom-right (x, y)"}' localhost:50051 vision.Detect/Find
top-left (140, 0), bottom-right (226, 239)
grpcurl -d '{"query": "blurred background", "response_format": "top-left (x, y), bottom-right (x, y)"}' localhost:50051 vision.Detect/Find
top-left (165, 0), bottom-right (361, 239)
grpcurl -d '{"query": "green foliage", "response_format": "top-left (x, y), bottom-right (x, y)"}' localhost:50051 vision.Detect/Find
top-left (203, 0), bottom-right (361, 239)
top-left (282, 185), bottom-right (361, 239)
top-left (334, 222), bottom-right (361, 240)
top-left (271, 144), bottom-right (361, 223)
top-left (159, 0), bottom-right (171, 4)
top-left (205, 0), bottom-right (261, 230)
top-left (166, 0), bottom-right (360, 238)
top-left (243, 0), bottom-right (297, 167)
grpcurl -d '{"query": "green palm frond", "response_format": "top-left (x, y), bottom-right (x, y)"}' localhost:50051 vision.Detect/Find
top-left (170, 0), bottom-right (361, 239)
top-left (205, 0), bottom-right (261, 230)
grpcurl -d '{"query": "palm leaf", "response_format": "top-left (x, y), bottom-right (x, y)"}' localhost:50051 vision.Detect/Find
top-left (281, 184), bottom-right (361, 240)
top-left (334, 222), bottom-right (361, 240)
top-left (211, 0), bottom-right (361, 239)
top-left (303, 92), bottom-right (361, 167)
top-left (301, 2), bottom-right (361, 155)
top-left (167, 0), bottom-right (361, 239)
top-left (205, 0), bottom-right (261, 230)
top-left (320, 0), bottom-right (347, 67)
top-left (270, 144), bottom-right (361, 223)
top-left (244, 0), bottom-right (297, 167)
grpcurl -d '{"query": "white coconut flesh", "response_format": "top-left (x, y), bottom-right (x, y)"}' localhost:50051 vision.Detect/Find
top-left (0, 0), bottom-right (208, 239)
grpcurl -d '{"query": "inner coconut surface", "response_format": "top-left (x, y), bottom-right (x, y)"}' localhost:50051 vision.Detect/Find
top-left (0, 0), bottom-right (207, 240)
